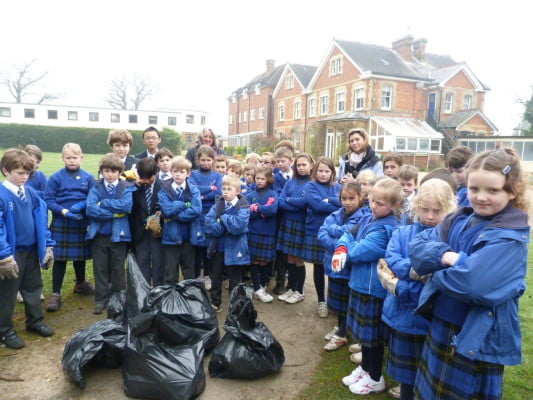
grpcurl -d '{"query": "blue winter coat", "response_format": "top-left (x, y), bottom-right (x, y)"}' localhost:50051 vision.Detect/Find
top-left (337, 213), bottom-right (399, 298)
top-left (245, 187), bottom-right (278, 235)
top-left (0, 185), bottom-right (55, 266)
top-left (303, 181), bottom-right (341, 235)
top-left (382, 222), bottom-right (431, 335)
top-left (456, 185), bottom-right (470, 207)
top-left (188, 170), bottom-right (223, 213)
top-left (278, 177), bottom-right (309, 219)
top-left (409, 206), bottom-right (529, 365)
top-left (205, 195), bottom-right (250, 266)
top-left (86, 180), bottom-right (134, 242)
top-left (158, 180), bottom-right (202, 245)
top-left (318, 207), bottom-right (369, 279)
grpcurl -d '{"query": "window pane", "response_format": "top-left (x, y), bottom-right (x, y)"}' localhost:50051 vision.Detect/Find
top-left (513, 141), bottom-right (524, 158)
top-left (24, 109), bottom-right (35, 118)
top-left (48, 110), bottom-right (58, 119)
top-left (111, 113), bottom-right (120, 123)
top-left (186, 114), bottom-right (194, 124)
top-left (430, 140), bottom-right (440, 152)
top-left (419, 139), bottom-right (429, 151)
top-left (89, 112), bottom-right (99, 121)
top-left (168, 116), bottom-right (176, 125)
top-left (476, 141), bottom-right (486, 152)
top-left (407, 138), bottom-right (417, 150)
top-left (486, 141), bottom-right (495, 150)
top-left (68, 111), bottom-right (78, 120)
top-left (377, 137), bottom-right (384, 150)
top-left (200, 116), bottom-right (206, 125)
top-left (149, 116), bottom-right (157, 124)
top-left (467, 141), bottom-right (476, 152)
top-left (396, 137), bottom-right (406, 150)
top-left (524, 142), bottom-right (533, 161)
top-left (129, 114), bottom-right (138, 123)
top-left (0, 107), bottom-right (11, 117)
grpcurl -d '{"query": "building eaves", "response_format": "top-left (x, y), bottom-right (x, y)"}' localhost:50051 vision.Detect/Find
top-left (438, 109), bottom-right (499, 132)
top-left (318, 112), bottom-right (370, 122)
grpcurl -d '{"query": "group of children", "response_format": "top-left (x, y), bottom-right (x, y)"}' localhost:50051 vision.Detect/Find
top-left (0, 128), bottom-right (528, 400)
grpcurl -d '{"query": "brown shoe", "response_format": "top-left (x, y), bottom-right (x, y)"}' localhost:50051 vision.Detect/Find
top-left (73, 281), bottom-right (95, 295)
top-left (45, 293), bottom-right (61, 312)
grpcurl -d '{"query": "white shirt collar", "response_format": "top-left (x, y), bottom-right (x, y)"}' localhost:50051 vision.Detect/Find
top-left (106, 179), bottom-right (119, 188)
top-left (171, 181), bottom-right (186, 191)
top-left (227, 197), bottom-right (238, 207)
top-left (3, 180), bottom-right (23, 195)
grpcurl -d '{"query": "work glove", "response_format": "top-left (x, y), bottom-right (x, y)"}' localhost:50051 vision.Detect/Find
top-left (332, 246), bottom-right (347, 272)
top-left (145, 214), bottom-right (162, 238)
top-left (265, 197), bottom-right (275, 206)
top-left (409, 267), bottom-right (431, 283)
top-left (65, 212), bottom-right (83, 221)
top-left (0, 256), bottom-right (19, 280)
top-left (69, 201), bottom-right (86, 213)
top-left (42, 247), bottom-right (54, 270)
top-left (122, 169), bottom-right (138, 180)
top-left (377, 258), bottom-right (398, 296)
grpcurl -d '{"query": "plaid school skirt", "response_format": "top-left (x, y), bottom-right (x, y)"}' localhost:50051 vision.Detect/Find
top-left (346, 289), bottom-right (389, 347)
top-left (302, 235), bottom-right (325, 264)
top-left (248, 232), bottom-right (276, 262)
top-left (327, 276), bottom-right (350, 316)
top-left (50, 216), bottom-right (91, 261)
top-left (414, 316), bottom-right (504, 400)
top-left (276, 216), bottom-right (305, 258)
top-left (387, 329), bottom-right (425, 385)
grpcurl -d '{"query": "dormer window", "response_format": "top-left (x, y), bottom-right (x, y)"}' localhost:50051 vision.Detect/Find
top-left (463, 95), bottom-right (472, 110)
top-left (242, 88), bottom-right (248, 100)
top-left (254, 83), bottom-right (261, 95)
top-left (330, 56), bottom-right (343, 76)
top-left (231, 93), bottom-right (237, 103)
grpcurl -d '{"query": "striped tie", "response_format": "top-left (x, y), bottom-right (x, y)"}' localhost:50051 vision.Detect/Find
top-left (17, 187), bottom-right (26, 203)
top-left (176, 187), bottom-right (183, 199)
top-left (225, 201), bottom-right (232, 211)
top-left (107, 183), bottom-right (115, 195)
top-left (145, 185), bottom-right (153, 211)
top-left (161, 173), bottom-right (168, 180)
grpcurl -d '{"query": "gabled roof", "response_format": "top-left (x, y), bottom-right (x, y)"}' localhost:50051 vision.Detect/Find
top-left (273, 63), bottom-right (317, 97)
top-left (229, 64), bottom-right (286, 98)
top-left (429, 63), bottom-right (490, 91)
top-left (424, 53), bottom-right (457, 68)
top-left (438, 110), bottom-right (498, 132)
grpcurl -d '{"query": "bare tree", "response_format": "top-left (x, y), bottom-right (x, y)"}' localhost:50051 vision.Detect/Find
top-left (0, 59), bottom-right (61, 103)
top-left (106, 75), bottom-right (156, 110)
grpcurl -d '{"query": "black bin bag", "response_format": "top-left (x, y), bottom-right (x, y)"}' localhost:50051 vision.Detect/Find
top-left (107, 290), bottom-right (127, 324)
top-left (143, 279), bottom-right (220, 351)
top-left (126, 251), bottom-right (151, 319)
top-left (208, 284), bottom-right (285, 379)
top-left (123, 312), bottom-right (206, 400)
top-left (62, 319), bottom-right (127, 389)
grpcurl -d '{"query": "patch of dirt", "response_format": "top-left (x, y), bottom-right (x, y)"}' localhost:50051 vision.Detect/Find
top-left (0, 263), bottom-right (332, 400)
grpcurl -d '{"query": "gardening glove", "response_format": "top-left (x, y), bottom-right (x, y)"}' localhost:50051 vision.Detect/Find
top-left (69, 201), bottom-right (86, 213)
top-left (113, 213), bottom-right (126, 218)
top-left (145, 214), bottom-right (162, 238)
top-left (0, 256), bottom-right (19, 280)
top-left (249, 203), bottom-right (259, 213)
top-left (377, 258), bottom-right (398, 296)
top-left (265, 197), bottom-right (275, 206)
top-left (332, 246), bottom-right (347, 272)
top-left (122, 169), bottom-right (137, 181)
top-left (42, 247), bottom-right (54, 270)
top-left (409, 267), bottom-right (431, 283)
top-left (65, 211), bottom-right (83, 221)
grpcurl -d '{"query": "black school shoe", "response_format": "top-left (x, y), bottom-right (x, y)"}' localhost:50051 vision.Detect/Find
top-left (26, 322), bottom-right (54, 337)
top-left (1, 330), bottom-right (25, 349)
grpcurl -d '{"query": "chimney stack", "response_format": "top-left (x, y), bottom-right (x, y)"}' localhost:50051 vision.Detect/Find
top-left (266, 59), bottom-right (275, 73)
top-left (413, 38), bottom-right (428, 62)
top-left (392, 35), bottom-right (414, 62)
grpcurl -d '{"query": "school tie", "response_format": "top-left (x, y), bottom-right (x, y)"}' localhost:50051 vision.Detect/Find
top-left (225, 201), bottom-right (232, 211)
top-left (145, 185), bottom-right (153, 211)
top-left (285, 175), bottom-right (290, 181)
top-left (161, 173), bottom-right (168, 180)
top-left (107, 183), bottom-right (115, 195)
top-left (17, 187), bottom-right (26, 203)
top-left (176, 186), bottom-right (183, 199)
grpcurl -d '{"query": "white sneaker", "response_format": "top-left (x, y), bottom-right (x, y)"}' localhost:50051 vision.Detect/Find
top-left (342, 365), bottom-right (367, 386)
top-left (324, 334), bottom-right (347, 351)
top-left (255, 287), bottom-right (273, 303)
top-left (317, 302), bottom-right (328, 318)
top-left (349, 343), bottom-right (362, 353)
top-left (350, 351), bottom-right (362, 364)
top-left (277, 289), bottom-right (294, 301)
top-left (285, 291), bottom-right (304, 304)
top-left (348, 374), bottom-right (385, 395)
top-left (203, 276), bottom-right (212, 291)
top-left (324, 326), bottom-right (339, 341)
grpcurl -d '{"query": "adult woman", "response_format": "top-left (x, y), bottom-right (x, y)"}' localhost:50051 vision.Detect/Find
top-left (338, 128), bottom-right (383, 183)
top-left (185, 128), bottom-right (225, 170)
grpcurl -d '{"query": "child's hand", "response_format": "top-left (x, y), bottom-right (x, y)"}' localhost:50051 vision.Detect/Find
top-left (265, 197), bottom-right (275, 206)
top-left (43, 247), bottom-right (54, 270)
top-left (0, 256), bottom-right (19, 279)
top-left (441, 251), bottom-right (459, 266)
top-left (249, 203), bottom-right (259, 212)
top-left (377, 259), bottom-right (398, 295)
top-left (210, 185), bottom-right (218, 191)
top-left (332, 246), bottom-right (347, 272)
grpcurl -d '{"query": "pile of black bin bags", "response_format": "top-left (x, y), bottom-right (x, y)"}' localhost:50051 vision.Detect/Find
top-left (62, 252), bottom-right (285, 400)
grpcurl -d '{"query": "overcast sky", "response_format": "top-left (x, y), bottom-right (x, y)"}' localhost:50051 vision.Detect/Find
top-left (1, 0), bottom-right (531, 136)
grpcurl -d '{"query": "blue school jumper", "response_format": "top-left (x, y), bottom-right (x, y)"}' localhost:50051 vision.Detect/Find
top-left (246, 187), bottom-right (278, 262)
top-left (45, 168), bottom-right (94, 260)
top-left (272, 170), bottom-right (291, 194)
top-left (26, 170), bottom-right (47, 199)
top-left (456, 185), bottom-right (470, 207)
top-left (301, 181), bottom-right (341, 263)
top-left (276, 177), bottom-right (310, 257)
top-left (409, 206), bottom-right (529, 399)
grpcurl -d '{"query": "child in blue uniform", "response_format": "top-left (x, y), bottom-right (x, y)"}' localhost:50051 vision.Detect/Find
top-left (445, 145), bottom-right (473, 207)
top-left (333, 177), bottom-right (403, 395)
top-left (378, 178), bottom-right (456, 400)
top-left (302, 157), bottom-right (341, 317)
top-left (276, 153), bottom-right (314, 304)
top-left (86, 153), bottom-right (135, 315)
top-left (158, 156), bottom-right (202, 282)
top-left (188, 145), bottom-right (223, 289)
top-left (318, 181), bottom-right (369, 351)
top-left (246, 166), bottom-right (278, 303)
top-left (44, 143), bottom-right (95, 312)
top-left (0, 148), bottom-right (55, 349)
top-left (205, 176), bottom-right (250, 313)
top-left (409, 148), bottom-right (529, 400)
top-left (24, 144), bottom-right (47, 199)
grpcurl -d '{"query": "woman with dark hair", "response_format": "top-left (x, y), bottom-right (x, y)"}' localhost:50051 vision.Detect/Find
top-left (338, 128), bottom-right (383, 183)
top-left (185, 128), bottom-right (225, 170)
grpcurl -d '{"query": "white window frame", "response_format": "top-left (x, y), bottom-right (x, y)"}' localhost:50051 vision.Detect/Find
top-left (250, 109), bottom-right (255, 121)
top-left (308, 97), bottom-right (316, 117)
top-left (320, 95), bottom-right (329, 115)
top-left (254, 83), bottom-right (260, 95)
top-left (68, 111), bottom-right (78, 121)
top-left (242, 88), bottom-right (248, 100)
top-left (243, 111), bottom-right (247, 122)
top-left (381, 85), bottom-right (392, 110)
top-left (228, 114), bottom-right (233, 125)
top-left (258, 107), bottom-right (264, 120)
top-left (168, 116), bottom-right (176, 125)
top-left (285, 74), bottom-right (294, 90)
top-left (294, 100), bottom-right (301, 119)
top-left (335, 90), bottom-right (345, 113)
top-left (148, 115), bottom-right (157, 124)
top-left (129, 114), bottom-right (138, 123)
top-left (463, 95), bottom-right (472, 110)
top-left (0, 107), bottom-right (11, 117)
top-left (111, 113), bottom-right (120, 123)
top-left (354, 87), bottom-right (364, 110)
top-left (48, 110), bottom-right (58, 119)
top-left (278, 104), bottom-right (285, 121)
top-left (24, 108), bottom-right (35, 118)
top-left (329, 56), bottom-right (342, 76)
top-left (445, 93), bottom-right (454, 114)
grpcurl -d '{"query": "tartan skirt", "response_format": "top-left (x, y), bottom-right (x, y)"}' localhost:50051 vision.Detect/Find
top-left (387, 329), bottom-right (425, 385)
top-left (276, 216), bottom-right (305, 258)
top-left (50, 216), bottom-right (91, 261)
top-left (346, 289), bottom-right (389, 347)
top-left (248, 232), bottom-right (276, 262)
top-left (414, 316), bottom-right (504, 400)
top-left (327, 276), bottom-right (350, 316)
top-left (302, 234), bottom-right (325, 264)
